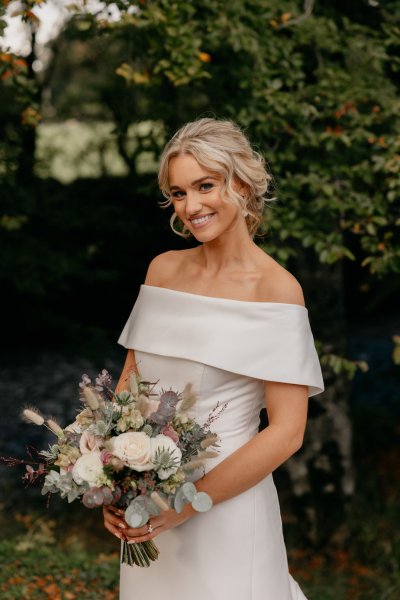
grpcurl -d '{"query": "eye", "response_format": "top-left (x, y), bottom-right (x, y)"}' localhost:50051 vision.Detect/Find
top-left (199, 182), bottom-right (214, 192)
top-left (171, 190), bottom-right (185, 199)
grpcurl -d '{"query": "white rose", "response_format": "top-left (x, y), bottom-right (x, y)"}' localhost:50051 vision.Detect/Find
top-left (79, 430), bottom-right (102, 455)
top-left (72, 451), bottom-right (104, 486)
top-left (151, 434), bottom-right (182, 480)
top-left (108, 432), bottom-right (153, 471)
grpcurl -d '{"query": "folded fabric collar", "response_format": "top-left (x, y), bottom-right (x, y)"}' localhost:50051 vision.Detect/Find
top-left (118, 285), bottom-right (325, 398)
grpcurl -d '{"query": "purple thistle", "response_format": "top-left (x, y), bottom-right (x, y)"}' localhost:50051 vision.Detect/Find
top-left (149, 390), bottom-right (180, 426)
top-left (95, 369), bottom-right (113, 391)
top-left (79, 373), bottom-right (91, 389)
top-left (22, 463), bottom-right (46, 485)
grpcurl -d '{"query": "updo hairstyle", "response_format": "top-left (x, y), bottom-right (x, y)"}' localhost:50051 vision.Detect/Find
top-left (157, 118), bottom-right (275, 238)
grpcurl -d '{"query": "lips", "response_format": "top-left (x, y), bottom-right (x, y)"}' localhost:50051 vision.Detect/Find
top-left (189, 213), bottom-right (215, 228)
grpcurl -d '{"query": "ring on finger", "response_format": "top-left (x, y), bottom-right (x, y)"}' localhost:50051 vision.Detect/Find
top-left (147, 521), bottom-right (154, 534)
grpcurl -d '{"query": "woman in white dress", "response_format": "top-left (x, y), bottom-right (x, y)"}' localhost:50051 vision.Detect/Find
top-left (103, 118), bottom-right (324, 600)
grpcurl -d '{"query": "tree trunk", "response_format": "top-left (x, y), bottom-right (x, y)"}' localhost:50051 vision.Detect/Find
top-left (16, 28), bottom-right (39, 184)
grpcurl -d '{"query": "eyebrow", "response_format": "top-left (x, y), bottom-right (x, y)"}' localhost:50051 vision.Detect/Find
top-left (169, 176), bottom-right (215, 191)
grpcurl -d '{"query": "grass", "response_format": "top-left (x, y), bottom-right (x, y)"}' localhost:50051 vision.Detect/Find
top-left (0, 540), bottom-right (119, 600)
top-left (0, 509), bottom-right (119, 600)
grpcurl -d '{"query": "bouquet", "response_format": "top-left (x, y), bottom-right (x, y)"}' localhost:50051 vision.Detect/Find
top-left (1, 368), bottom-right (222, 568)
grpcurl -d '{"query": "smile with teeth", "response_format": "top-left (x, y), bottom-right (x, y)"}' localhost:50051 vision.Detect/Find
top-left (189, 213), bottom-right (215, 228)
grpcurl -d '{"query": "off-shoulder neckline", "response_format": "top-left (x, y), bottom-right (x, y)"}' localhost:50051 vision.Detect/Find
top-left (141, 284), bottom-right (308, 310)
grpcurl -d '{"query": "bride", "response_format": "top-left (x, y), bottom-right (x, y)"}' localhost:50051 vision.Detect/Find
top-left (103, 118), bottom-right (324, 599)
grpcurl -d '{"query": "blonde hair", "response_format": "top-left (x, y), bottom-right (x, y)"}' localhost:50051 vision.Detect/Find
top-left (157, 118), bottom-right (275, 238)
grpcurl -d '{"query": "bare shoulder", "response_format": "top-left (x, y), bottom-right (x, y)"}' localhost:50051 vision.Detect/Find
top-left (256, 255), bottom-right (305, 307)
top-left (144, 249), bottom-right (193, 286)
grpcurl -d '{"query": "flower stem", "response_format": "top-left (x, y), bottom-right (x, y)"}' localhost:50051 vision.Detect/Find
top-left (121, 540), bottom-right (159, 568)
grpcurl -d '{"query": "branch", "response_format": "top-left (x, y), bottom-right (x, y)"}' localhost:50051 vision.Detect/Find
top-left (279, 0), bottom-right (315, 28)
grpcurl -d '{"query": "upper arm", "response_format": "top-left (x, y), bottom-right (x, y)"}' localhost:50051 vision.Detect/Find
top-left (261, 270), bottom-right (308, 445)
top-left (264, 380), bottom-right (308, 446)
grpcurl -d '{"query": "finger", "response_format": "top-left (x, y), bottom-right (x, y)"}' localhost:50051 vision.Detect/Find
top-left (103, 509), bottom-right (128, 532)
top-left (124, 519), bottom-right (161, 538)
top-left (104, 505), bottom-right (125, 517)
top-left (127, 528), bottom-right (162, 544)
top-left (126, 522), bottom-right (163, 544)
top-left (104, 509), bottom-right (127, 527)
top-left (104, 519), bottom-right (127, 541)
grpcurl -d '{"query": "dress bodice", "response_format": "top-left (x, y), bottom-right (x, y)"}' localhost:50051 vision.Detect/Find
top-left (133, 350), bottom-right (265, 471)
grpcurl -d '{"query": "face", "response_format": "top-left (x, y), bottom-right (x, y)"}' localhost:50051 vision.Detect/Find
top-left (168, 154), bottom-right (244, 242)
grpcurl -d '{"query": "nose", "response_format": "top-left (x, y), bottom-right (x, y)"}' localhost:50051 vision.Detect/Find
top-left (184, 190), bottom-right (203, 217)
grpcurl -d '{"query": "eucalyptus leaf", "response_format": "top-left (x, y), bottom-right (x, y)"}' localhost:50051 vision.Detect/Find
top-left (192, 492), bottom-right (213, 512)
top-left (174, 486), bottom-right (188, 513)
top-left (125, 504), bottom-right (149, 528)
top-left (181, 482), bottom-right (196, 502)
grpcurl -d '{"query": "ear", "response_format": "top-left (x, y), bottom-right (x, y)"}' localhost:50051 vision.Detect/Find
top-left (233, 176), bottom-right (249, 198)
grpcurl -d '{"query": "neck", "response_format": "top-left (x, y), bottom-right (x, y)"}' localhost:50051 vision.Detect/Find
top-left (198, 220), bottom-right (260, 274)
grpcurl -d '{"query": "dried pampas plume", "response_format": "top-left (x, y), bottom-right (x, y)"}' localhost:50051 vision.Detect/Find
top-left (129, 373), bottom-right (139, 396)
top-left (200, 434), bottom-right (219, 449)
top-left (136, 394), bottom-right (150, 416)
top-left (179, 383), bottom-right (197, 412)
top-left (46, 419), bottom-right (64, 437)
top-left (196, 450), bottom-right (219, 460)
top-left (150, 491), bottom-right (169, 511)
top-left (21, 407), bottom-right (45, 426)
top-left (82, 386), bottom-right (100, 410)
top-left (182, 459), bottom-right (205, 471)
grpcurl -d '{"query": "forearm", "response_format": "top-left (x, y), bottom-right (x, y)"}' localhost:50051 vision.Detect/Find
top-left (193, 424), bottom-right (303, 508)
top-left (115, 349), bottom-right (138, 393)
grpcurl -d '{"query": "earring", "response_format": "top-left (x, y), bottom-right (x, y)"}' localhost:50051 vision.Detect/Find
top-left (170, 212), bottom-right (191, 239)
top-left (242, 209), bottom-right (249, 217)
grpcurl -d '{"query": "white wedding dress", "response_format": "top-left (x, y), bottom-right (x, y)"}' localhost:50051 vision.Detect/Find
top-left (117, 285), bottom-right (324, 600)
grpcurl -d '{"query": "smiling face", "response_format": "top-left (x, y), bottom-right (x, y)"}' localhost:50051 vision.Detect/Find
top-left (168, 154), bottom-right (244, 242)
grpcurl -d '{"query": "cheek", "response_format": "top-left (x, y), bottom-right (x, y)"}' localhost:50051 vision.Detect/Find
top-left (221, 200), bottom-right (240, 220)
top-left (171, 202), bottom-right (182, 216)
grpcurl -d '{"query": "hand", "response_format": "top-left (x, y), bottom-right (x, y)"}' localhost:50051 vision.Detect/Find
top-left (103, 505), bottom-right (129, 541)
top-left (121, 504), bottom-right (196, 545)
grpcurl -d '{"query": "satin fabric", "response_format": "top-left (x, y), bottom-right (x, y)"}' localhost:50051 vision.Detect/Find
top-left (118, 285), bottom-right (324, 397)
top-left (117, 285), bottom-right (324, 599)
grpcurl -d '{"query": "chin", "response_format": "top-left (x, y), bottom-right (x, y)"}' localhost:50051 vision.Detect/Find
top-left (188, 223), bottom-right (221, 241)
top-left (191, 231), bottom-right (216, 243)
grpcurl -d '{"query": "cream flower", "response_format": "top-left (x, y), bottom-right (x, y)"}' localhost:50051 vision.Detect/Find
top-left (54, 445), bottom-right (80, 468)
top-left (72, 451), bottom-right (104, 486)
top-left (75, 408), bottom-right (94, 429)
top-left (129, 408), bottom-right (145, 430)
top-left (108, 432), bottom-right (153, 471)
top-left (65, 420), bottom-right (82, 434)
top-left (151, 434), bottom-right (182, 480)
top-left (79, 430), bottom-right (102, 454)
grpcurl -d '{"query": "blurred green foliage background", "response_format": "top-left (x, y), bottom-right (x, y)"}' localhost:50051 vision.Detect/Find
top-left (0, 1), bottom-right (399, 598)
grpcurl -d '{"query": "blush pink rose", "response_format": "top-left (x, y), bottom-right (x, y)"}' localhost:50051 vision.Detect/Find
top-left (161, 425), bottom-right (179, 445)
top-left (80, 430), bottom-right (102, 455)
top-left (100, 450), bottom-right (113, 464)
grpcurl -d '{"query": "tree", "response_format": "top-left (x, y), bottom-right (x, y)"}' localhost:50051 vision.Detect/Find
top-left (1, 0), bottom-right (399, 543)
